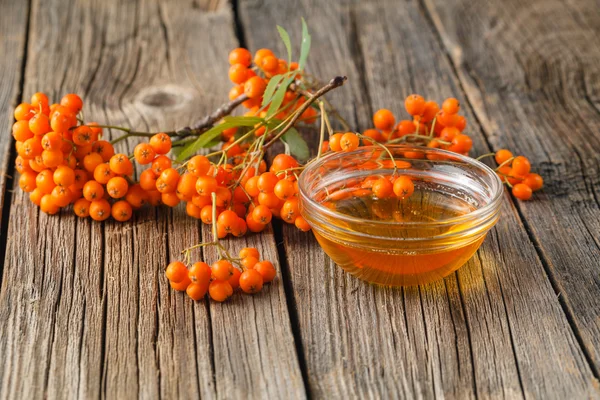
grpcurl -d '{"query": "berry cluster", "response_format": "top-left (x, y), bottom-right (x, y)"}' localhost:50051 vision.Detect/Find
top-left (166, 247), bottom-right (276, 302)
top-left (493, 150), bottom-right (543, 200)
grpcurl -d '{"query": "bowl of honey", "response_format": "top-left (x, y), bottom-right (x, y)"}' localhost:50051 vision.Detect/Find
top-left (298, 145), bottom-right (504, 286)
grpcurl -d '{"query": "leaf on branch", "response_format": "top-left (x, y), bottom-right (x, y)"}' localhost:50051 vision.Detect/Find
top-left (298, 18), bottom-right (311, 71)
top-left (276, 25), bottom-right (293, 65)
top-left (266, 75), bottom-right (295, 119)
top-left (281, 127), bottom-right (310, 161)
top-left (262, 74), bottom-right (285, 107)
top-left (177, 116), bottom-right (264, 161)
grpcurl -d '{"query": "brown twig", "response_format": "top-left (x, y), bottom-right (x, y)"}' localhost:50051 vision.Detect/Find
top-left (175, 94), bottom-right (249, 137)
top-left (263, 76), bottom-right (347, 149)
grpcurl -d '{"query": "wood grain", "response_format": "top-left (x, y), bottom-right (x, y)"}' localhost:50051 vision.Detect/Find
top-left (240, 0), bottom-right (600, 398)
top-left (0, 0), bottom-right (304, 398)
top-left (422, 0), bottom-right (600, 375)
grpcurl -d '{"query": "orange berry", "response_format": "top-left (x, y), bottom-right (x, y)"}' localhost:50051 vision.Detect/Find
top-left (151, 155), bottom-right (172, 175)
top-left (212, 260), bottom-right (234, 281)
top-left (93, 163), bottom-right (115, 184)
top-left (228, 267), bottom-right (242, 289)
top-left (240, 247), bottom-right (259, 259)
top-left (188, 261), bottom-right (212, 285)
top-left (124, 184), bottom-right (146, 209)
top-left (274, 179), bottom-right (295, 200)
top-left (294, 216), bottom-right (311, 232)
top-left (200, 205), bottom-right (214, 224)
top-left (449, 134), bottom-right (473, 154)
top-left (253, 48), bottom-right (274, 65)
top-left (139, 169), bottom-right (158, 191)
top-left (239, 269), bottom-right (263, 294)
top-left (35, 169), bottom-right (56, 194)
top-left (92, 140), bottom-right (115, 162)
top-left (258, 192), bottom-right (279, 208)
top-left (41, 149), bottom-right (63, 167)
top-left (455, 115), bottom-right (467, 131)
top-left (246, 213), bottom-right (266, 233)
top-left (422, 101), bottom-right (440, 122)
top-left (22, 137), bottom-right (43, 159)
top-left (111, 200), bottom-right (133, 221)
top-left (208, 280), bottom-right (233, 302)
top-left (260, 55), bottom-right (278, 72)
top-left (187, 155), bottom-right (211, 177)
top-left (436, 110), bottom-right (459, 127)
top-left (40, 194), bottom-right (59, 215)
top-left (12, 120), bottom-right (34, 141)
top-left (440, 127), bottom-right (460, 142)
top-left (511, 156), bottom-right (531, 176)
top-left (195, 175), bottom-right (218, 196)
top-left (109, 154), bottom-right (133, 176)
top-left (83, 152), bottom-right (104, 173)
top-left (73, 198), bottom-right (91, 217)
top-left (523, 173), bottom-right (543, 192)
top-left (60, 94), bottom-right (83, 114)
top-left (271, 154), bottom-right (299, 172)
top-left (106, 176), bottom-right (129, 198)
top-left (177, 173), bottom-right (198, 198)
top-left (512, 183), bottom-right (533, 200)
top-left (340, 132), bottom-right (359, 151)
top-left (241, 256), bottom-right (259, 270)
top-left (281, 198), bottom-right (300, 223)
top-left (229, 47), bottom-right (252, 67)
top-left (186, 282), bottom-right (208, 301)
top-left (50, 110), bottom-right (75, 133)
top-left (229, 84), bottom-right (245, 100)
top-left (229, 63), bottom-right (249, 84)
top-left (134, 143), bottom-right (156, 164)
top-left (51, 185), bottom-right (72, 207)
top-left (405, 95), bottom-right (426, 116)
top-left (442, 98), bottom-right (460, 115)
top-left (258, 172), bottom-right (278, 193)
top-left (53, 165), bottom-right (75, 187)
top-left (170, 277), bottom-right (192, 292)
top-left (14, 103), bottom-right (34, 121)
top-left (18, 170), bottom-right (37, 192)
top-left (393, 175), bottom-right (414, 199)
top-left (329, 133), bottom-right (344, 152)
top-left (149, 133), bottom-right (171, 154)
top-left (254, 260), bottom-right (276, 282)
top-left (156, 168), bottom-right (180, 193)
top-left (373, 109), bottom-right (395, 131)
top-left (362, 129), bottom-right (384, 143)
top-left (29, 114), bottom-right (51, 135)
top-left (29, 188), bottom-right (44, 206)
top-left (495, 149), bottom-right (513, 165)
top-left (161, 192), bottom-right (180, 207)
top-left (166, 261), bottom-right (188, 283)
top-left (372, 178), bottom-right (393, 198)
top-left (252, 204), bottom-right (272, 225)
top-left (73, 126), bottom-right (93, 146)
top-left (217, 210), bottom-right (239, 233)
top-left (41, 131), bottom-right (62, 151)
top-left (244, 76), bottom-right (267, 99)
top-left (244, 176), bottom-right (260, 197)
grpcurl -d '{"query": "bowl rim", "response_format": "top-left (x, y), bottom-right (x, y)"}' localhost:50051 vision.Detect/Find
top-left (298, 144), bottom-right (504, 228)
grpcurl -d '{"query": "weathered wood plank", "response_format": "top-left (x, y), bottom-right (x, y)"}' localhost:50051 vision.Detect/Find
top-left (0, 0), bottom-right (304, 398)
top-left (241, 0), bottom-right (600, 397)
top-left (423, 0), bottom-right (600, 375)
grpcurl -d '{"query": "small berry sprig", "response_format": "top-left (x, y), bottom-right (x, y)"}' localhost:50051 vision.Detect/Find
top-left (485, 150), bottom-right (543, 200)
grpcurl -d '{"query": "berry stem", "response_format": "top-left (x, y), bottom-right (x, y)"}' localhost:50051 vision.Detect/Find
top-left (476, 152), bottom-right (496, 161)
top-left (316, 101), bottom-right (327, 160)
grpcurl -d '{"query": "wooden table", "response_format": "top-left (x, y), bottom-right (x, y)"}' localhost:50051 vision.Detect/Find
top-left (1, 0), bottom-right (599, 398)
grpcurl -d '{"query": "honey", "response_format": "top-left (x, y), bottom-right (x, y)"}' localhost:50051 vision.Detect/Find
top-left (310, 186), bottom-right (486, 286)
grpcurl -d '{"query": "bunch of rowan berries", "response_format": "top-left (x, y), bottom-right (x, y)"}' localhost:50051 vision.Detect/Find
top-left (13, 92), bottom-right (143, 220)
top-left (165, 247), bottom-right (277, 302)
top-left (493, 150), bottom-right (543, 200)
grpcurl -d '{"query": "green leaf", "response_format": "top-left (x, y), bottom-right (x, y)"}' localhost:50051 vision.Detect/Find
top-left (266, 75), bottom-right (295, 119)
top-left (281, 127), bottom-right (310, 161)
top-left (298, 18), bottom-right (311, 71)
top-left (276, 25), bottom-right (293, 65)
top-left (262, 74), bottom-right (285, 107)
top-left (176, 116), bottom-right (263, 161)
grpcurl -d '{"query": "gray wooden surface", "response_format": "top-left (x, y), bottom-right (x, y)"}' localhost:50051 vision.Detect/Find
top-left (0, 0), bottom-right (599, 398)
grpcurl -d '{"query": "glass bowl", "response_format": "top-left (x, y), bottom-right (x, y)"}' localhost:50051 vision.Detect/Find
top-left (298, 145), bottom-right (503, 286)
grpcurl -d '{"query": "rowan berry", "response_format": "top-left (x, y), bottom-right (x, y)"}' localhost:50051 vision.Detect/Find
top-left (239, 269), bottom-right (263, 294)
top-left (250, 204), bottom-right (271, 225)
top-left (161, 192), bottom-right (180, 207)
top-left (200, 205), bottom-right (213, 224)
top-left (40, 194), bottom-right (59, 215)
top-left (329, 133), bottom-right (344, 152)
top-left (53, 165), bottom-right (75, 187)
top-left (244, 176), bottom-right (260, 197)
top-left (12, 120), bottom-right (34, 142)
top-left (109, 154), bottom-right (133, 176)
top-left (145, 190), bottom-right (162, 206)
top-left (405, 95), bottom-right (426, 116)
top-left (71, 126), bottom-right (92, 146)
top-left (258, 192), bottom-right (279, 208)
top-left (244, 76), bottom-right (267, 99)
top-left (449, 134), bottom-right (473, 153)
top-left (187, 155), bottom-right (210, 177)
top-left (228, 267), bottom-right (241, 289)
top-left (241, 256), bottom-right (259, 270)
top-left (209, 280), bottom-right (233, 302)
top-left (166, 261), bottom-right (188, 283)
top-left (254, 260), bottom-right (276, 283)
top-left (229, 47), bottom-right (252, 67)
top-left (14, 103), bottom-right (34, 121)
top-left (246, 213), bottom-right (266, 233)
top-left (29, 188), bottom-right (44, 206)
top-left (134, 143), bottom-right (156, 165)
top-left (280, 198), bottom-right (299, 223)
top-left (29, 114), bottom-right (51, 136)
top-left (436, 110), bottom-right (458, 127)
top-left (217, 210), bottom-right (239, 233)
top-left (393, 176), bottom-right (414, 199)
top-left (125, 184), bottom-right (146, 208)
top-left (273, 179), bottom-right (295, 200)
top-left (422, 101), bottom-right (440, 122)
top-left (151, 155), bottom-right (171, 176)
top-left (51, 185), bottom-right (72, 207)
top-left (253, 48), bottom-right (274, 65)
top-left (107, 176), bottom-right (129, 198)
top-left (41, 149), bottom-right (63, 167)
top-left (93, 163), bottom-right (115, 184)
top-left (440, 126), bottom-right (460, 142)
top-left (362, 129), bottom-right (384, 143)
top-left (373, 109), bottom-right (395, 131)
top-left (340, 132), bottom-right (359, 152)
top-left (185, 282), bottom-right (207, 301)
top-left (111, 200), bottom-right (132, 221)
top-left (149, 133), bottom-right (171, 154)
top-left (211, 260), bottom-right (234, 281)
top-left (60, 94), bottom-right (83, 114)
top-left (511, 156), bottom-right (531, 176)
top-left (495, 149), bottom-right (513, 165)
top-left (258, 172), bottom-right (278, 193)
top-left (523, 173), bottom-right (543, 191)
top-left (195, 175), bottom-right (218, 196)
top-left (442, 98), bottom-right (460, 115)
top-left (229, 63), bottom-right (249, 84)
top-left (170, 277), bottom-right (192, 292)
top-left (294, 216), bottom-right (311, 232)
top-left (92, 140), bottom-right (115, 161)
top-left (189, 261), bottom-right (212, 285)
top-left (155, 168), bottom-right (179, 193)
top-left (512, 183), bottom-right (532, 200)
top-left (18, 171), bottom-right (37, 192)
top-left (372, 178), bottom-right (394, 198)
